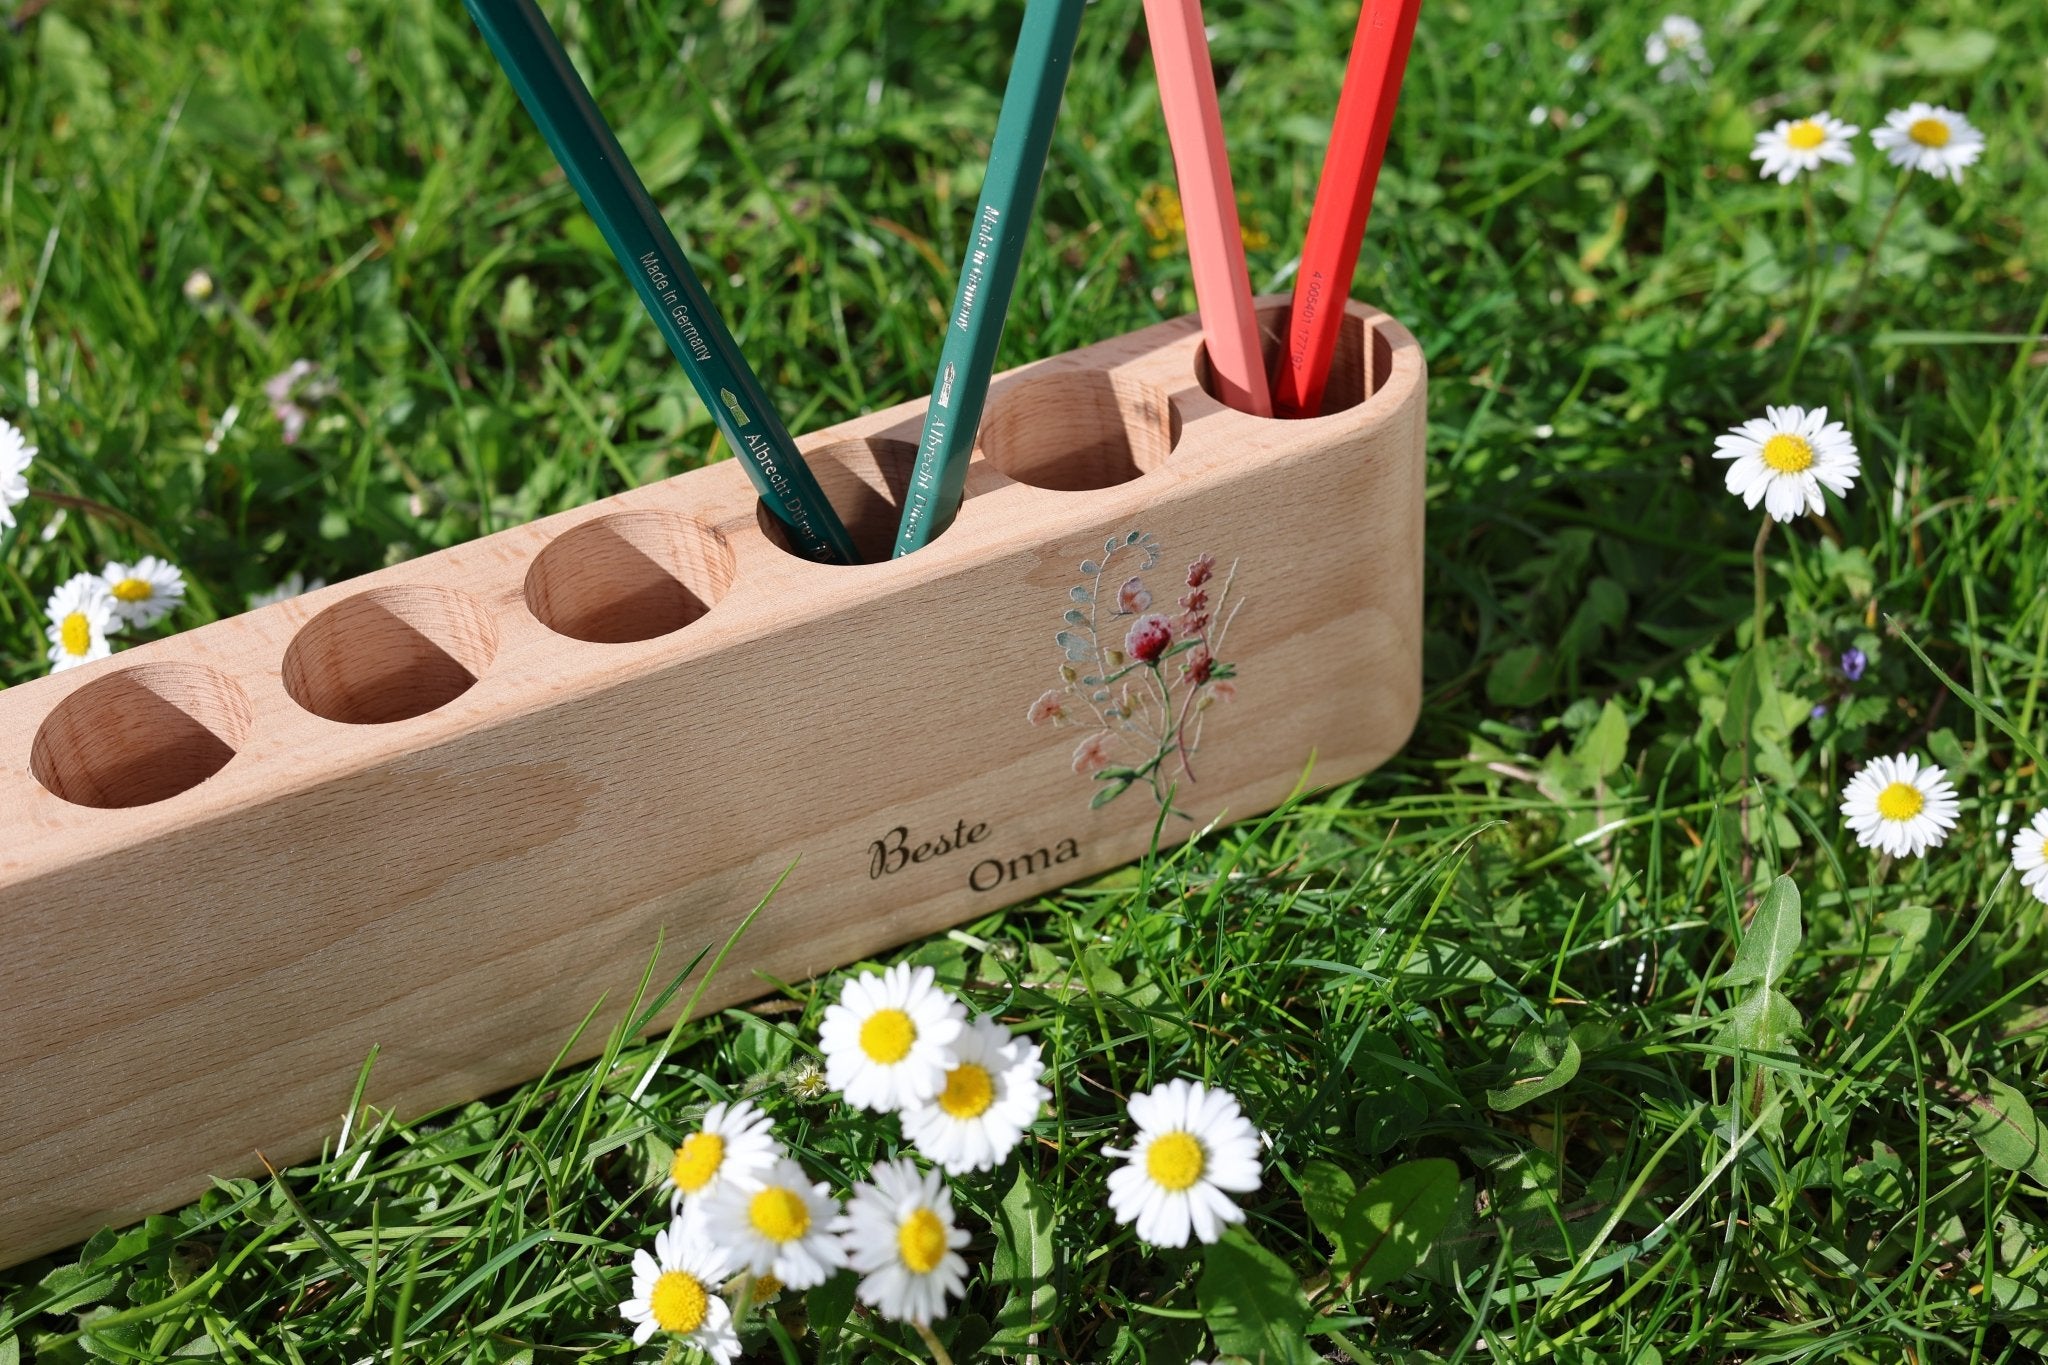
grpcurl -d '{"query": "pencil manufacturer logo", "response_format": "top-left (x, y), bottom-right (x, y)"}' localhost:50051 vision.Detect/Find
top-left (937, 364), bottom-right (956, 408)
top-left (718, 388), bottom-right (751, 427)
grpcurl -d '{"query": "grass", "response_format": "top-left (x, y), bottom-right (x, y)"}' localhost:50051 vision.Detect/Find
top-left (4, 0), bottom-right (2048, 1358)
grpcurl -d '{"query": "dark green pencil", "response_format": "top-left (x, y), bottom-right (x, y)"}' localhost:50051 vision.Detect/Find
top-left (462, 0), bottom-right (859, 566)
top-left (891, 0), bottom-right (1088, 557)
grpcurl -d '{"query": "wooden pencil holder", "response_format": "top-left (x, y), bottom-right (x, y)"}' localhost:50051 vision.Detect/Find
top-left (0, 297), bottom-right (1424, 1267)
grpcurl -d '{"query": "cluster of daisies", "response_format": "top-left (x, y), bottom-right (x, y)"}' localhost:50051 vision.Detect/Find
top-left (1, 417), bottom-right (190, 673)
top-left (618, 963), bottom-right (1264, 1358)
top-left (44, 557), bottom-right (187, 672)
top-left (1751, 102), bottom-right (1985, 186)
top-left (1706, 398), bottom-right (2040, 902)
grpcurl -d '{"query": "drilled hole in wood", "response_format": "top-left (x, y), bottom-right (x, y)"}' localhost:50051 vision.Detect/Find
top-left (526, 511), bottom-right (734, 643)
top-left (1196, 305), bottom-right (1392, 419)
top-left (31, 662), bottom-right (252, 808)
top-left (754, 439), bottom-right (922, 564)
top-left (282, 585), bottom-right (497, 724)
top-left (977, 372), bottom-right (1181, 492)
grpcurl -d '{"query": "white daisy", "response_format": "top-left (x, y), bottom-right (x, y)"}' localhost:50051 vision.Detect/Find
top-left (701, 1155), bottom-right (845, 1289)
top-left (2009, 810), bottom-right (2048, 906)
top-left (1644, 15), bottom-right (1709, 83)
top-left (900, 1015), bottom-right (1049, 1175)
top-left (1840, 753), bottom-right (1960, 858)
top-left (1871, 103), bottom-right (1985, 184)
top-left (45, 573), bottom-right (116, 673)
top-left (667, 1098), bottom-right (782, 1212)
top-left (1712, 404), bottom-right (1860, 523)
top-left (836, 1158), bottom-right (971, 1326)
top-left (248, 570), bottom-right (325, 610)
top-left (1104, 1079), bottom-right (1262, 1248)
top-left (817, 963), bottom-right (966, 1113)
top-left (1750, 112), bottom-right (1860, 184)
top-left (616, 1215), bottom-right (740, 1359)
top-left (0, 417), bottom-right (34, 529)
top-left (100, 556), bottom-right (186, 630)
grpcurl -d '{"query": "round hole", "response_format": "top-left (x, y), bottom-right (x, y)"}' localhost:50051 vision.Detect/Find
top-left (754, 439), bottom-right (925, 564)
top-left (282, 585), bottom-right (498, 725)
top-left (31, 662), bottom-right (253, 808)
top-left (977, 372), bottom-right (1181, 491)
top-left (1195, 303), bottom-right (1392, 419)
top-left (526, 511), bottom-right (735, 643)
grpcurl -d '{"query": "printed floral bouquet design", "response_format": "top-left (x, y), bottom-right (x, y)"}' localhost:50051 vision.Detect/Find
top-left (1028, 530), bottom-right (1241, 813)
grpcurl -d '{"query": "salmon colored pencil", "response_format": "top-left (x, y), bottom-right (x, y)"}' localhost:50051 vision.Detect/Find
top-left (1271, 0), bottom-right (1421, 419)
top-left (1142, 0), bottom-right (1271, 417)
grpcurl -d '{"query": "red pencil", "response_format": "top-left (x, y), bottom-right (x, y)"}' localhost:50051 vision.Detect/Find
top-left (1270, 0), bottom-right (1421, 419)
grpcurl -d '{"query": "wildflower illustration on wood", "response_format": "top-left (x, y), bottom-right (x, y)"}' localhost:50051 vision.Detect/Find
top-left (1028, 529), bottom-right (1242, 814)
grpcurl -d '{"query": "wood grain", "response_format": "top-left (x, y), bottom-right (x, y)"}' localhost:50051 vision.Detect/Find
top-left (0, 298), bottom-right (1425, 1267)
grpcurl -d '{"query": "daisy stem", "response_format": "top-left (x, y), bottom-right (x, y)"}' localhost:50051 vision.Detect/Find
top-left (911, 1320), bottom-right (956, 1365)
top-left (732, 1275), bottom-right (755, 1323)
top-left (1751, 517), bottom-right (1773, 651)
top-left (1833, 170), bottom-right (1911, 334)
top-left (1780, 178), bottom-right (1828, 394)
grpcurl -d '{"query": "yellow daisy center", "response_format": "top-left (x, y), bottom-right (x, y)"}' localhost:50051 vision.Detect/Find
top-left (1908, 117), bottom-right (1951, 148)
top-left (898, 1208), bottom-right (949, 1275)
top-left (110, 577), bottom-right (154, 602)
top-left (649, 1269), bottom-right (709, 1334)
top-left (1145, 1131), bottom-right (1207, 1191)
top-left (937, 1062), bottom-right (995, 1119)
top-left (1786, 120), bottom-right (1826, 150)
top-left (2039, 836), bottom-right (2048, 860)
top-left (669, 1132), bottom-right (725, 1193)
top-left (751, 1272), bottom-right (783, 1300)
top-left (1876, 781), bottom-right (1925, 822)
top-left (1760, 433), bottom-right (1814, 473)
top-left (60, 613), bottom-right (92, 657)
top-left (748, 1186), bottom-right (810, 1243)
top-left (858, 1008), bottom-right (916, 1064)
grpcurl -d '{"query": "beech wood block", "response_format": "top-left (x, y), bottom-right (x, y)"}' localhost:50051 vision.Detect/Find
top-left (0, 297), bottom-right (1425, 1267)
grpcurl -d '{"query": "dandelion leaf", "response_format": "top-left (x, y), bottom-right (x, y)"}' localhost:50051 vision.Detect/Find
top-left (1197, 1228), bottom-right (1315, 1365)
top-left (988, 1167), bottom-right (1058, 1346)
top-left (1959, 1078), bottom-right (2048, 1185)
top-left (1337, 1158), bottom-right (1461, 1292)
top-left (1716, 875), bottom-right (1803, 991)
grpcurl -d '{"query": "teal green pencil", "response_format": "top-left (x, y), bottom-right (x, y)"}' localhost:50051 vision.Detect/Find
top-left (891, 0), bottom-right (1088, 557)
top-left (462, 0), bottom-right (859, 566)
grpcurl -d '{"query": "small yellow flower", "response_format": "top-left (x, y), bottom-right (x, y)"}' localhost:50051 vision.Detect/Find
top-left (1137, 183), bottom-right (1187, 260)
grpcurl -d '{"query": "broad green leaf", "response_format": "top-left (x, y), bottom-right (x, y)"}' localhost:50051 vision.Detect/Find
top-left (1721, 986), bottom-right (1802, 1055)
top-left (1486, 644), bottom-right (1550, 707)
top-left (807, 1269), bottom-right (857, 1350)
top-left (34, 1262), bottom-right (117, 1314)
top-left (988, 1166), bottom-right (1058, 1345)
top-left (1718, 875), bottom-right (1802, 991)
top-left (1486, 1019), bottom-right (1582, 1112)
top-left (1958, 1078), bottom-right (2048, 1184)
top-left (1720, 648), bottom-right (1759, 748)
top-left (37, 14), bottom-right (115, 139)
top-left (1300, 1159), bottom-right (1360, 1262)
top-left (1198, 1228), bottom-right (1314, 1365)
top-left (1338, 1158), bottom-right (1460, 1292)
top-left (1576, 700), bottom-right (1630, 778)
top-left (1880, 905), bottom-right (1934, 985)
top-left (1903, 26), bottom-right (1997, 73)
